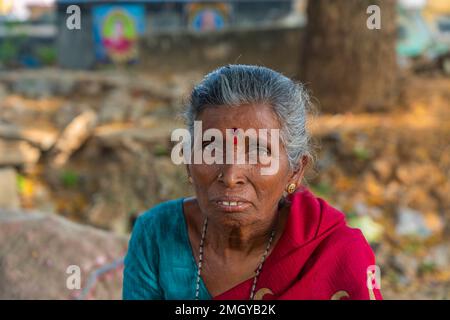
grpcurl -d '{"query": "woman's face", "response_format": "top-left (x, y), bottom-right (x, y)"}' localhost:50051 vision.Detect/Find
top-left (188, 103), bottom-right (304, 228)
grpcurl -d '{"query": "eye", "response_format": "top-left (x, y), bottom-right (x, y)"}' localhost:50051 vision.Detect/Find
top-left (247, 145), bottom-right (271, 164)
top-left (258, 147), bottom-right (270, 156)
top-left (203, 141), bottom-right (224, 159)
top-left (202, 141), bottom-right (212, 149)
top-left (202, 136), bottom-right (217, 150)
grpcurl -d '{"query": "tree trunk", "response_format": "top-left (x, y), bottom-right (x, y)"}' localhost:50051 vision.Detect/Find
top-left (300, 0), bottom-right (398, 113)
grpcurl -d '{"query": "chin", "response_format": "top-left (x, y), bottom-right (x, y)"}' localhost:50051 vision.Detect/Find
top-left (210, 210), bottom-right (255, 228)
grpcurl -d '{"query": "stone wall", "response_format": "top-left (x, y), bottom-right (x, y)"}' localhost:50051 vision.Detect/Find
top-left (139, 26), bottom-right (303, 76)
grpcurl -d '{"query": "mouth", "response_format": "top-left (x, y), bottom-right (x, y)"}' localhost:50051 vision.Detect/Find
top-left (212, 197), bottom-right (252, 213)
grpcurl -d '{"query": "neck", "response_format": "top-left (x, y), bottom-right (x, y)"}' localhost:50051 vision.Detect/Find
top-left (205, 205), bottom-right (284, 259)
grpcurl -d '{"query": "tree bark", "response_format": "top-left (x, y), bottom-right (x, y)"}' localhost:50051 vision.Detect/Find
top-left (300, 0), bottom-right (398, 113)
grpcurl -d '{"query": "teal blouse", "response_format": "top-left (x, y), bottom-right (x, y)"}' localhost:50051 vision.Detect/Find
top-left (122, 198), bottom-right (212, 300)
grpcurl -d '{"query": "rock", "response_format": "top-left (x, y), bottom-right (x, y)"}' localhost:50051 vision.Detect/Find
top-left (51, 110), bottom-right (97, 167)
top-left (94, 121), bottom-right (178, 148)
top-left (395, 207), bottom-right (432, 238)
top-left (98, 89), bottom-right (131, 124)
top-left (0, 139), bottom-right (41, 167)
top-left (6, 73), bottom-right (76, 98)
top-left (0, 209), bottom-right (128, 299)
top-left (0, 168), bottom-right (20, 210)
top-left (0, 96), bottom-right (29, 124)
top-left (54, 76), bottom-right (76, 96)
top-left (83, 81), bottom-right (102, 96)
top-left (154, 157), bottom-right (191, 201)
top-left (31, 182), bottom-right (56, 214)
top-left (52, 103), bottom-right (84, 130)
top-left (0, 124), bottom-right (58, 151)
top-left (12, 77), bottom-right (53, 98)
top-left (128, 98), bottom-right (147, 123)
top-left (82, 143), bottom-right (159, 234)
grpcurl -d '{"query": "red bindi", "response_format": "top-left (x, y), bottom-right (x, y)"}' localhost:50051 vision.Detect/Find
top-left (232, 128), bottom-right (238, 145)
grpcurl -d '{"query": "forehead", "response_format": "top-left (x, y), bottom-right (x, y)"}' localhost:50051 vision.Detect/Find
top-left (197, 104), bottom-right (281, 131)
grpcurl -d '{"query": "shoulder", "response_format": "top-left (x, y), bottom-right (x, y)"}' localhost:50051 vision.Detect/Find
top-left (136, 198), bottom-right (185, 230)
top-left (324, 223), bottom-right (375, 262)
top-left (131, 198), bottom-right (186, 245)
top-left (293, 188), bottom-right (374, 259)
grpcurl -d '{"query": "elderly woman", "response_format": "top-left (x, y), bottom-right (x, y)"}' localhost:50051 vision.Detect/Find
top-left (123, 65), bottom-right (382, 300)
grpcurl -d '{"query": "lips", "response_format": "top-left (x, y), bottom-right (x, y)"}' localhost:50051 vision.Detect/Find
top-left (211, 196), bottom-right (252, 213)
top-left (217, 200), bottom-right (244, 206)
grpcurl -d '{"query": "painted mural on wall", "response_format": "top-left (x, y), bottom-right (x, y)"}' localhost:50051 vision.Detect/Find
top-left (185, 3), bottom-right (231, 32)
top-left (93, 4), bottom-right (146, 64)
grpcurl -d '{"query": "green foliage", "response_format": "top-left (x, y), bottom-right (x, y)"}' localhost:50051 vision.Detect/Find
top-left (418, 261), bottom-right (437, 276)
top-left (310, 181), bottom-right (333, 198)
top-left (353, 146), bottom-right (371, 160)
top-left (60, 170), bottom-right (79, 188)
top-left (36, 45), bottom-right (57, 65)
top-left (0, 39), bottom-right (19, 66)
top-left (16, 174), bottom-right (26, 194)
top-left (153, 144), bottom-right (169, 157)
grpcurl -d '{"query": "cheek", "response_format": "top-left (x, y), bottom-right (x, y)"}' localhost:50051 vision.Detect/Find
top-left (190, 164), bottom-right (218, 188)
top-left (257, 176), bottom-right (286, 199)
top-left (256, 160), bottom-right (291, 197)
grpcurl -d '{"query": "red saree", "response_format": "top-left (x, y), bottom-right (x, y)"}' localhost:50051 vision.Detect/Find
top-left (213, 187), bottom-right (383, 300)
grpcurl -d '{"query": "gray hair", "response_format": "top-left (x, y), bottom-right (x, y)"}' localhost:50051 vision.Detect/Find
top-left (184, 64), bottom-right (313, 171)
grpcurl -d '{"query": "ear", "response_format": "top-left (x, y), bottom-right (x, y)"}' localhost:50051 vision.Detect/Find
top-left (288, 156), bottom-right (308, 186)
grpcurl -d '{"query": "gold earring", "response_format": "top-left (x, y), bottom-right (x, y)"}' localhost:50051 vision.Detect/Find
top-left (286, 183), bottom-right (296, 194)
top-left (188, 176), bottom-right (193, 184)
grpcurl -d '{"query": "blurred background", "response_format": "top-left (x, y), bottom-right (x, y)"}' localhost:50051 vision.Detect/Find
top-left (0, 0), bottom-right (448, 300)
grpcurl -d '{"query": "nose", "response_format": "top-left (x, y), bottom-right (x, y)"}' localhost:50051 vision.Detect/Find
top-left (218, 164), bottom-right (246, 188)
